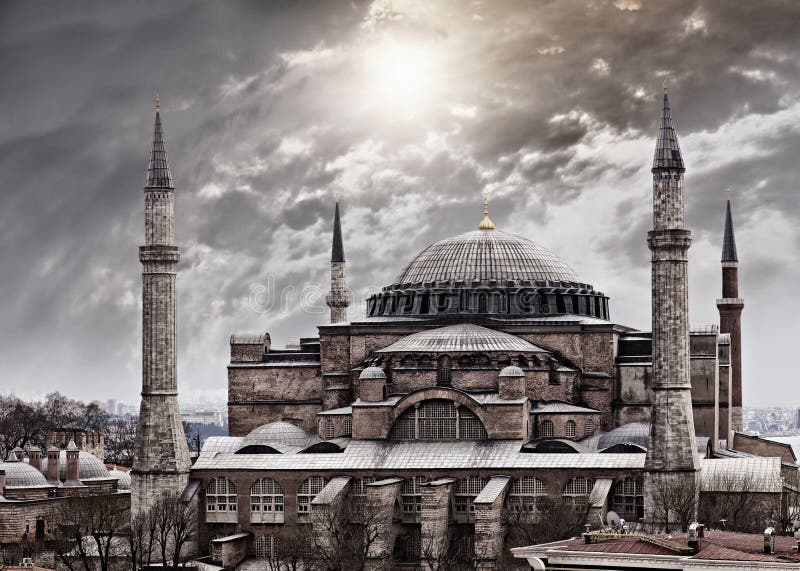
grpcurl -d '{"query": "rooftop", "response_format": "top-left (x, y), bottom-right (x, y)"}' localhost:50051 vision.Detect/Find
top-left (514, 530), bottom-right (800, 567)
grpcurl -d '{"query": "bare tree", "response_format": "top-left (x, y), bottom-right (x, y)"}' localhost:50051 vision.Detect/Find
top-left (263, 524), bottom-right (317, 571)
top-left (54, 495), bottom-right (129, 571)
top-left (311, 496), bottom-right (385, 571)
top-left (105, 417), bottom-right (137, 466)
top-left (646, 476), bottom-right (698, 533)
top-left (699, 471), bottom-right (779, 533)
top-left (0, 396), bottom-right (48, 458)
top-left (420, 525), bottom-right (474, 571)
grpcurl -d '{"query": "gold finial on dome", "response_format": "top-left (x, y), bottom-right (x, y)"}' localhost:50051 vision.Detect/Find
top-left (155, 94), bottom-right (160, 111)
top-left (478, 192), bottom-right (495, 230)
top-left (663, 80), bottom-right (668, 94)
top-left (726, 187), bottom-right (731, 200)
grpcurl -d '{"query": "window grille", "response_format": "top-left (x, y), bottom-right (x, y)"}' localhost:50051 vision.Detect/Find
top-left (405, 530), bottom-right (422, 561)
top-left (352, 477), bottom-right (375, 497)
top-left (459, 408), bottom-right (488, 439)
top-left (563, 477), bottom-right (594, 505)
top-left (325, 419), bottom-right (335, 440)
top-left (390, 412), bottom-right (416, 440)
top-left (419, 400), bottom-right (457, 440)
top-left (250, 478), bottom-right (283, 514)
top-left (390, 400), bottom-right (487, 441)
top-left (206, 477), bottom-right (237, 512)
top-left (585, 418), bottom-right (595, 436)
top-left (437, 356), bottom-right (452, 386)
top-left (297, 476), bottom-right (326, 515)
top-left (478, 294), bottom-right (488, 313)
top-left (612, 478), bottom-right (644, 520)
top-left (498, 293), bottom-right (508, 314)
top-left (401, 476), bottom-right (427, 514)
top-left (342, 417), bottom-right (352, 436)
top-left (255, 535), bottom-right (278, 559)
top-left (508, 477), bottom-right (546, 512)
top-left (565, 420), bottom-right (577, 438)
top-left (455, 477), bottom-right (487, 514)
top-left (540, 420), bottom-right (554, 438)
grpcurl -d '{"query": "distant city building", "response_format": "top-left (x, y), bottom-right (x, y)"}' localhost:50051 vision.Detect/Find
top-left (181, 410), bottom-right (225, 427)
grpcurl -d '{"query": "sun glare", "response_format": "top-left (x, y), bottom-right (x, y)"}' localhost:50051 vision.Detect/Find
top-left (363, 38), bottom-right (438, 113)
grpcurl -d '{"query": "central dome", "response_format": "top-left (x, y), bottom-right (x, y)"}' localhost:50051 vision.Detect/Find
top-left (393, 229), bottom-right (578, 286)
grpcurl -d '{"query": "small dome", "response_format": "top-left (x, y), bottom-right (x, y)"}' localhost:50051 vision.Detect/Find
top-left (499, 365), bottom-right (525, 378)
top-left (108, 469), bottom-right (132, 490)
top-left (0, 459), bottom-right (49, 487)
top-left (359, 367), bottom-right (386, 380)
top-left (597, 422), bottom-right (650, 449)
top-left (41, 451), bottom-right (110, 481)
top-left (241, 422), bottom-right (312, 449)
top-left (377, 324), bottom-right (545, 354)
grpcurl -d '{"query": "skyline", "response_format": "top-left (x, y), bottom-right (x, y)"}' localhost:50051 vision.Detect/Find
top-left (1, 0), bottom-right (799, 406)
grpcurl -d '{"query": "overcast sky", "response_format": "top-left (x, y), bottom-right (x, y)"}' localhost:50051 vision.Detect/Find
top-left (1, 0), bottom-right (798, 408)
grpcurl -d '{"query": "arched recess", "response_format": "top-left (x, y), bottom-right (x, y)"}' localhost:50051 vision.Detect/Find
top-left (389, 399), bottom-right (488, 441)
top-left (385, 387), bottom-right (492, 440)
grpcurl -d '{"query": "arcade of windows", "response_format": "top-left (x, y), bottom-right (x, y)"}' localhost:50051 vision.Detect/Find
top-left (563, 477), bottom-right (595, 505)
top-left (297, 476), bottom-right (327, 515)
top-left (250, 478), bottom-right (284, 523)
top-left (612, 478), bottom-right (644, 520)
top-left (206, 477), bottom-right (238, 523)
top-left (390, 400), bottom-right (488, 441)
top-left (507, 477), bottom-right (547, 512)
top-left (256, 535), bottom-right (278, 559)
top-left (454, 476), bottom-right (487, 517)
top-left (401, 476), bottom-right (428, 515)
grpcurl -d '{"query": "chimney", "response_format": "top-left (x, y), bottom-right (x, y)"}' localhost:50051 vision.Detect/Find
top-left (0, 469), bottom-right (6, 496)
top-left (688, 522), bottom-right (700, 553)
top-left (28, 447), bottom-right (42, 471)
top-left (65, 440), bottom-right (80, 482)
top-left (358, 367), bottom-right (386, 402)
top-left (12, 447), bottom-right (25, 461)
top-left (764, 527), bottom-right (775, 554)
top-left (46, 446), bottom-right (61, 484)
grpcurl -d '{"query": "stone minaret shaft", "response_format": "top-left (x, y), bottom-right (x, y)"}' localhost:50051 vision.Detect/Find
top-left (717, 197), bottom-right (743, 440)
top-left (326, 199), bottom-right (350, 323)
top-left (131, 101), bottom-right (191, 516)
top-left (644, 88), bottom-right (700, 520)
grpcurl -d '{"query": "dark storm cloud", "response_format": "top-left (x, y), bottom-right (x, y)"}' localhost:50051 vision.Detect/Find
top-left (0, 0), bottom-right (798, 407)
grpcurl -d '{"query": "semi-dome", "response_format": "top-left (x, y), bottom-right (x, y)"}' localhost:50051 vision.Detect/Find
top-left (394, 229), bottom-right (579, 285)
top-left (0, 457), bottom-right (49, 487)
top-left (241, 421), bottom-right (313, 449)
top-left (108, 468), bottom-right (132, 490)
top-left (377, 324), bottom-right (545, 354)
top-left (41, 451), bottom-right (110, 481)
top-left (597, 422), bottom-right (650, 449)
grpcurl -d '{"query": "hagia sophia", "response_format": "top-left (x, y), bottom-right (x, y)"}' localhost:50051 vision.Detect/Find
top-left (117, 86), bottom-right (794, 569)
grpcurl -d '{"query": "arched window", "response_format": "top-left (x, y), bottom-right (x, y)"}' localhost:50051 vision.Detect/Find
top-left (401, 476), bottom-right (428, 515)
top-left (458, 355), bottom-right (473, 368)
top-left (584, 418), bottom-right (595, 436)
top-left (437, 356), bottom-right (452, 386)
top-left (540, 420), bottom-right (554, 438)
top-left (250, 478), bottom-right (284, 523)
top-left (297, 476), bottom-right (327, 515)
top-left (507, 477), bottom-right (547, 512)
top-left (255, 535), bottom-right (278, 559)
top-left (478, 293), bottom-right (488, 313)
top-left (563, 477), bottom-right (594, 505)
top-left (390, 400), bottom-right (488, 441)
top-left (343, 417), bottom-right (352, 436)
top-left (565, 420), bottom-right (577, 439)
top-left (206, 477), bottom-right (237, 523)
top-left (455, 477), bottom-right (487, 518)
top-left (325, 418), bottom-right (335, 440)
top-left (612, 478), bottom-right (644, 520)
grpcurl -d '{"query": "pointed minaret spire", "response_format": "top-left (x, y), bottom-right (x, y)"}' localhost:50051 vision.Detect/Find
top-left (145, 97), bottom-right (174, 189)
top-left (721, 191), bottom-right (738, 262)
top-left (652, 84), bottom-right (685, 172)
top-left (326, 195), bottom-right (351, 323)
top-left (644, 85), bottom-right (700, 526)
top-left (332, 195), bottom-right (345, 263)
top-left (717, 192), bottom-right (744, 443)
top-left (133, 99), bottom-right (190, 516)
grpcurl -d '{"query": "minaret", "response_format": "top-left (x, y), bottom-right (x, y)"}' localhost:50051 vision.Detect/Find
top-left (325, 196), bottom-right (351, 323)
top-left (644, 85), bottom-right (700, 522)
top-left (131, 98), bottom-right (191, 516)
top-left (717, 193), bottom-right (744, 441)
